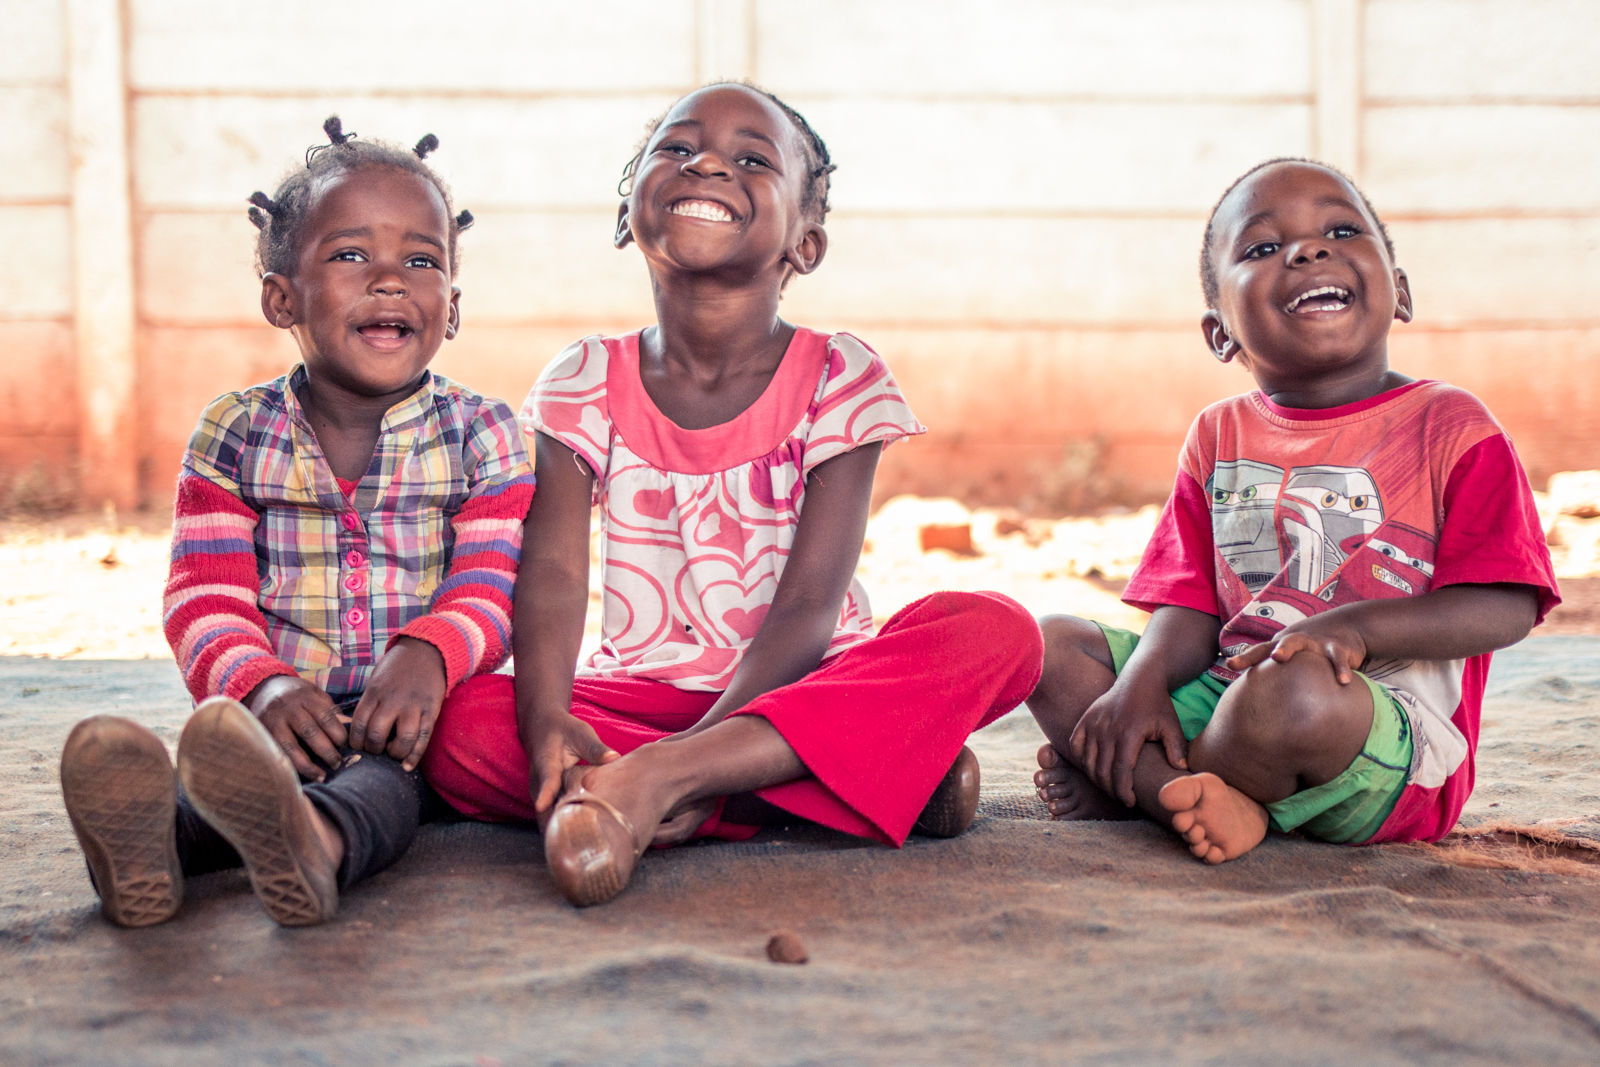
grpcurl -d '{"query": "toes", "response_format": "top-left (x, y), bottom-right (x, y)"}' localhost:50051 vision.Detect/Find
top-left (1182, 824), bottom-right (1206, 845)
top-left (1203, 844), bottom-right (1228, 865)
top-left (1036, 744), bottom-right (1062, 770)
top-left (1169, 810), bottom-right (1196, 835)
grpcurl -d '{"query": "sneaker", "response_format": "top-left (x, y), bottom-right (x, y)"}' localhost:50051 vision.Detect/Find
top-left (59, 716), bottom-right (184, 927)
top-left (177, 697), bottom-right (339, 927)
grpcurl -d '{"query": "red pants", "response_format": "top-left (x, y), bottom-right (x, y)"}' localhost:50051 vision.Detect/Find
top-left (420, 591), bottom-right (1043, 847)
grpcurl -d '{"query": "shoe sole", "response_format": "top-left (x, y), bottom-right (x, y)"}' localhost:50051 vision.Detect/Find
top-left (59, 716), bottom-right (183, 928)
top-left (545, 795), bottom-right (637, 907)
top-left (177, 697), bottom-right (338, 927)
top-left (913, 745), bottom-right (982, 838)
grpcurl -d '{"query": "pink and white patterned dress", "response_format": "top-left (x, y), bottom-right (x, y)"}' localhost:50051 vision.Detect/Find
top-left (522, 327), bottom-right (925, 692)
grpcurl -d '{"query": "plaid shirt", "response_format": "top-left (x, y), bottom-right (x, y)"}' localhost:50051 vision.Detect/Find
top-left (164, 365), bottom-right (534, 703)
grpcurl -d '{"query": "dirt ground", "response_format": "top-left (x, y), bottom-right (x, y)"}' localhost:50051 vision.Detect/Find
top-left (2, 494), bottom-right (1599, 1065)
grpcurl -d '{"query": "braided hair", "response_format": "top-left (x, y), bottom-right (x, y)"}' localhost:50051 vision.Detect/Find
top-left (246, 116), bottom-right (475, 277)
top-left (1199, 157), bottom-right (1395, 309)
top-left (617, 82), bottom-right (837, 223)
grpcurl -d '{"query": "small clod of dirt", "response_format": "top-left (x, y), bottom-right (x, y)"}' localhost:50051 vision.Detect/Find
top-left (766, 930), bottom-right (808, 964)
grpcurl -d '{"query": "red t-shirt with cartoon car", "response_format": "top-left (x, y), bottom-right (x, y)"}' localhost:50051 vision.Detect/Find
top-left (1123, 380), bottom-right (1560, 844)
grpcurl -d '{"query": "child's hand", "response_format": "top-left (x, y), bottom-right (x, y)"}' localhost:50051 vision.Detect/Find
top-left (1225, 616), bottom-right (1368, 685)
top-left (527, 710), bottom-right (620, 815)
top-left (350, 637), bottom-right (447, 771)
top-left (246, 675), bottom-right (347, 782)
top-left (1068, 673), bottom-right (1189, 807)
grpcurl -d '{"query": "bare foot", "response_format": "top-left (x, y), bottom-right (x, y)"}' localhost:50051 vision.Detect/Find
top-left (538, 764), bottom-right (710, 846)
top-left (1157, 772), bottom-right (1269, 864)
top-left (651, 798), bottom-right (716, 847)
top-left (1034, 744), bottom-right (1140, 821)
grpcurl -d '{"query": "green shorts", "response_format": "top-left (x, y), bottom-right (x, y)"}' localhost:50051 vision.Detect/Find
top-left (1096, 623), bottom-right (1412, 844)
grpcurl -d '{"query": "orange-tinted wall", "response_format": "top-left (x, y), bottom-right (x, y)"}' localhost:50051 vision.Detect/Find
top-left (3, 0), bottom-right (1597, 515)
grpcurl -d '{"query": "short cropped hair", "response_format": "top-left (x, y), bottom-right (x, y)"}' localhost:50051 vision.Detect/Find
top-left (1199, 157), bottom-right (1395, 308)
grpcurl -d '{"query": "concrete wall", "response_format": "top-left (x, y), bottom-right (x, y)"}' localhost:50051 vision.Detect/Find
top-left (3, 0), bottom-right (1597, 513)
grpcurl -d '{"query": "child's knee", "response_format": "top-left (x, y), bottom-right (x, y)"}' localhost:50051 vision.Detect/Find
top-left (1203, 651), bottom-right (1372, 767)
top-left (423, 674), bottom-right (515, 770)
top-left (1038, 614), bottom-right (1114, 676)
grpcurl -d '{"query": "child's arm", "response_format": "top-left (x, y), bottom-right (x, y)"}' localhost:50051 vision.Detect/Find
top-left (1226, 582), bottom-right (1539, 680)
top-left (517, 433), bottom-right (620, 814)
top-left (164, 469), bottom-right (347, 781)
top-left (350, 405), bottom-right (536, 772)
top-left (1069, 605), bottom-right (1221, 807)
top-left (676, 443), bottom-right (884, 736)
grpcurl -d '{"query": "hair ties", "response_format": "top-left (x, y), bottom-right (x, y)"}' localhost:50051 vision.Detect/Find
top-left (414, 134), bottom-right (440, 159)
top-left (306, 114), bottom-right (357, 166)
top-left (455, 210), bottom-right (474, 231)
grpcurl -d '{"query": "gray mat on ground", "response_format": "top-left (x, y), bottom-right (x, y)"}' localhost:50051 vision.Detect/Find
top-left (3, 638), bottom-right (1599, 1066)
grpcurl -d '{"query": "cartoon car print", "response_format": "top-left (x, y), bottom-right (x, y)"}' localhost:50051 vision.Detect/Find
top-left (1276, 465), bottom-right (1385, 595)
top-left (1206, 459), bottom-right (1286, 593)
top-left (1328, 521), bottom-right (1438, 603)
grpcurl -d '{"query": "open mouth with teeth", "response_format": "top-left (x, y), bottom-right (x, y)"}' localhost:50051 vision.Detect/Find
top-left (357, 323), bottom-right (413, 341)
top-left (1284, 286), bottom-right (1352, 314)
top-left (668, 199), bottom-right (736, 223)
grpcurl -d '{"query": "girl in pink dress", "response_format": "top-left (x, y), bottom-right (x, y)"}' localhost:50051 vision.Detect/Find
top-left (421, 83), bottom-right (1043, 906)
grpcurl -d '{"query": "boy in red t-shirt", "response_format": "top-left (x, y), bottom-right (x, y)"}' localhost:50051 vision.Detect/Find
top-left (1024, 159), bottom-right (1559, 863)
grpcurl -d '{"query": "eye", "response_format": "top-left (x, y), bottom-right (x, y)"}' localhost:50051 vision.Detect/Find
top-left (406, 254), bottom-right (440, 270)
top-left (658, 141), bottom-right (693, 157)
top-left (1320, 491), bottom-right (1339, 507)
top-left (737, 153), bottom-right (772, 170)
top-left (330, 249), bottom-right (367, 262)
top-left (1328, 223), bottom-right (1361, 239)
top-left (1238, 485), bottom-right (1257, 501)
top-left (1212, 489), bottom-right (1232, 505)
top-left (1350, 494), bottom-right (1369, 510)
top-left (1243, 241), bottom-right (1280, 260)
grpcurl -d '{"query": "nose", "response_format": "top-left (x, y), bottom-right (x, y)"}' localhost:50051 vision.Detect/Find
top-left (371, 275), bottom-right (407, 298)
top-left (1286, 237), bottom-right (1333, 267)
top-left (682, 150), bottom-right (732, 180)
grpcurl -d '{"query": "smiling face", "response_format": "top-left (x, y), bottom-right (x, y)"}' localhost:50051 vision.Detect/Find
top-left (617, 85), bottom-right (825, 285)
top-left (261, 165), bottom-right (459, 398)
top-left (1202, 162), bottom-right (1412, 393)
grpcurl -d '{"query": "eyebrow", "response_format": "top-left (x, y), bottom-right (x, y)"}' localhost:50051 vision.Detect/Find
top-left (1238, 195), bottom-right (1366, 235)
top-left (318, 226), bottom-right (444, 250)
top-left (658, 118), bottom-right (780, 149)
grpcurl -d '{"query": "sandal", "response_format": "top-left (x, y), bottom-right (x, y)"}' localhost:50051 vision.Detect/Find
top-left (543, 787), bottom-right (643, 907)
top-left (912, 745), bottom-right (981, 838)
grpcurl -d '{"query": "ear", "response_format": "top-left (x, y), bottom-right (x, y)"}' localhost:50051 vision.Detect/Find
top-left (260, 273), bottom-right (296, 329)
top-left (445, 286), bottom-right (461, 341)
top-left (1392, 267), bottom-right (1413, 323)
top-left (781, 221), bottom-right (828, 278)
top-left (613, 201), bottom-right (634, 250)
top-left (1201, 309), bottom-right (1240, 363)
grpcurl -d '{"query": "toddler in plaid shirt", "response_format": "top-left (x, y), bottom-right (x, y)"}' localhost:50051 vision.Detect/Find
top-left (59, 118), bottom-right (534, 928)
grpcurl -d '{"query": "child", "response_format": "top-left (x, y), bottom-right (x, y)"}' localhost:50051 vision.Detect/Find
top-left (58, 118), bottom-right (535, 926)
top-left (420, 83), bottom-right (1044, 906)
top-left (1025, 158), bottom-right (1559, 863)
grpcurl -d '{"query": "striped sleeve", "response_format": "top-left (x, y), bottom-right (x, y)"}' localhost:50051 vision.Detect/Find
top-left (163, 397), bottom-right (299, 703)
top-left (393, 397), bottom-right (535, 690)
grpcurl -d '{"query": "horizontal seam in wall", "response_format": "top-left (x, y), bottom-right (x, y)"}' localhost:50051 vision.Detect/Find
top-left (126, 206), bottom-right (1600, 222)
top-left (1366, 96), bottom-right (1600, 108)
top-left (126, 87), bottom-right (702, 101)
top-left (130, 319), bottom-right (1600, 333)
top-left (125, 89), bottom-right (1317, 106)
top-left (0, 315), bottom-right (73, 324)
top-left (0, 198), bottom-right (71, 208)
